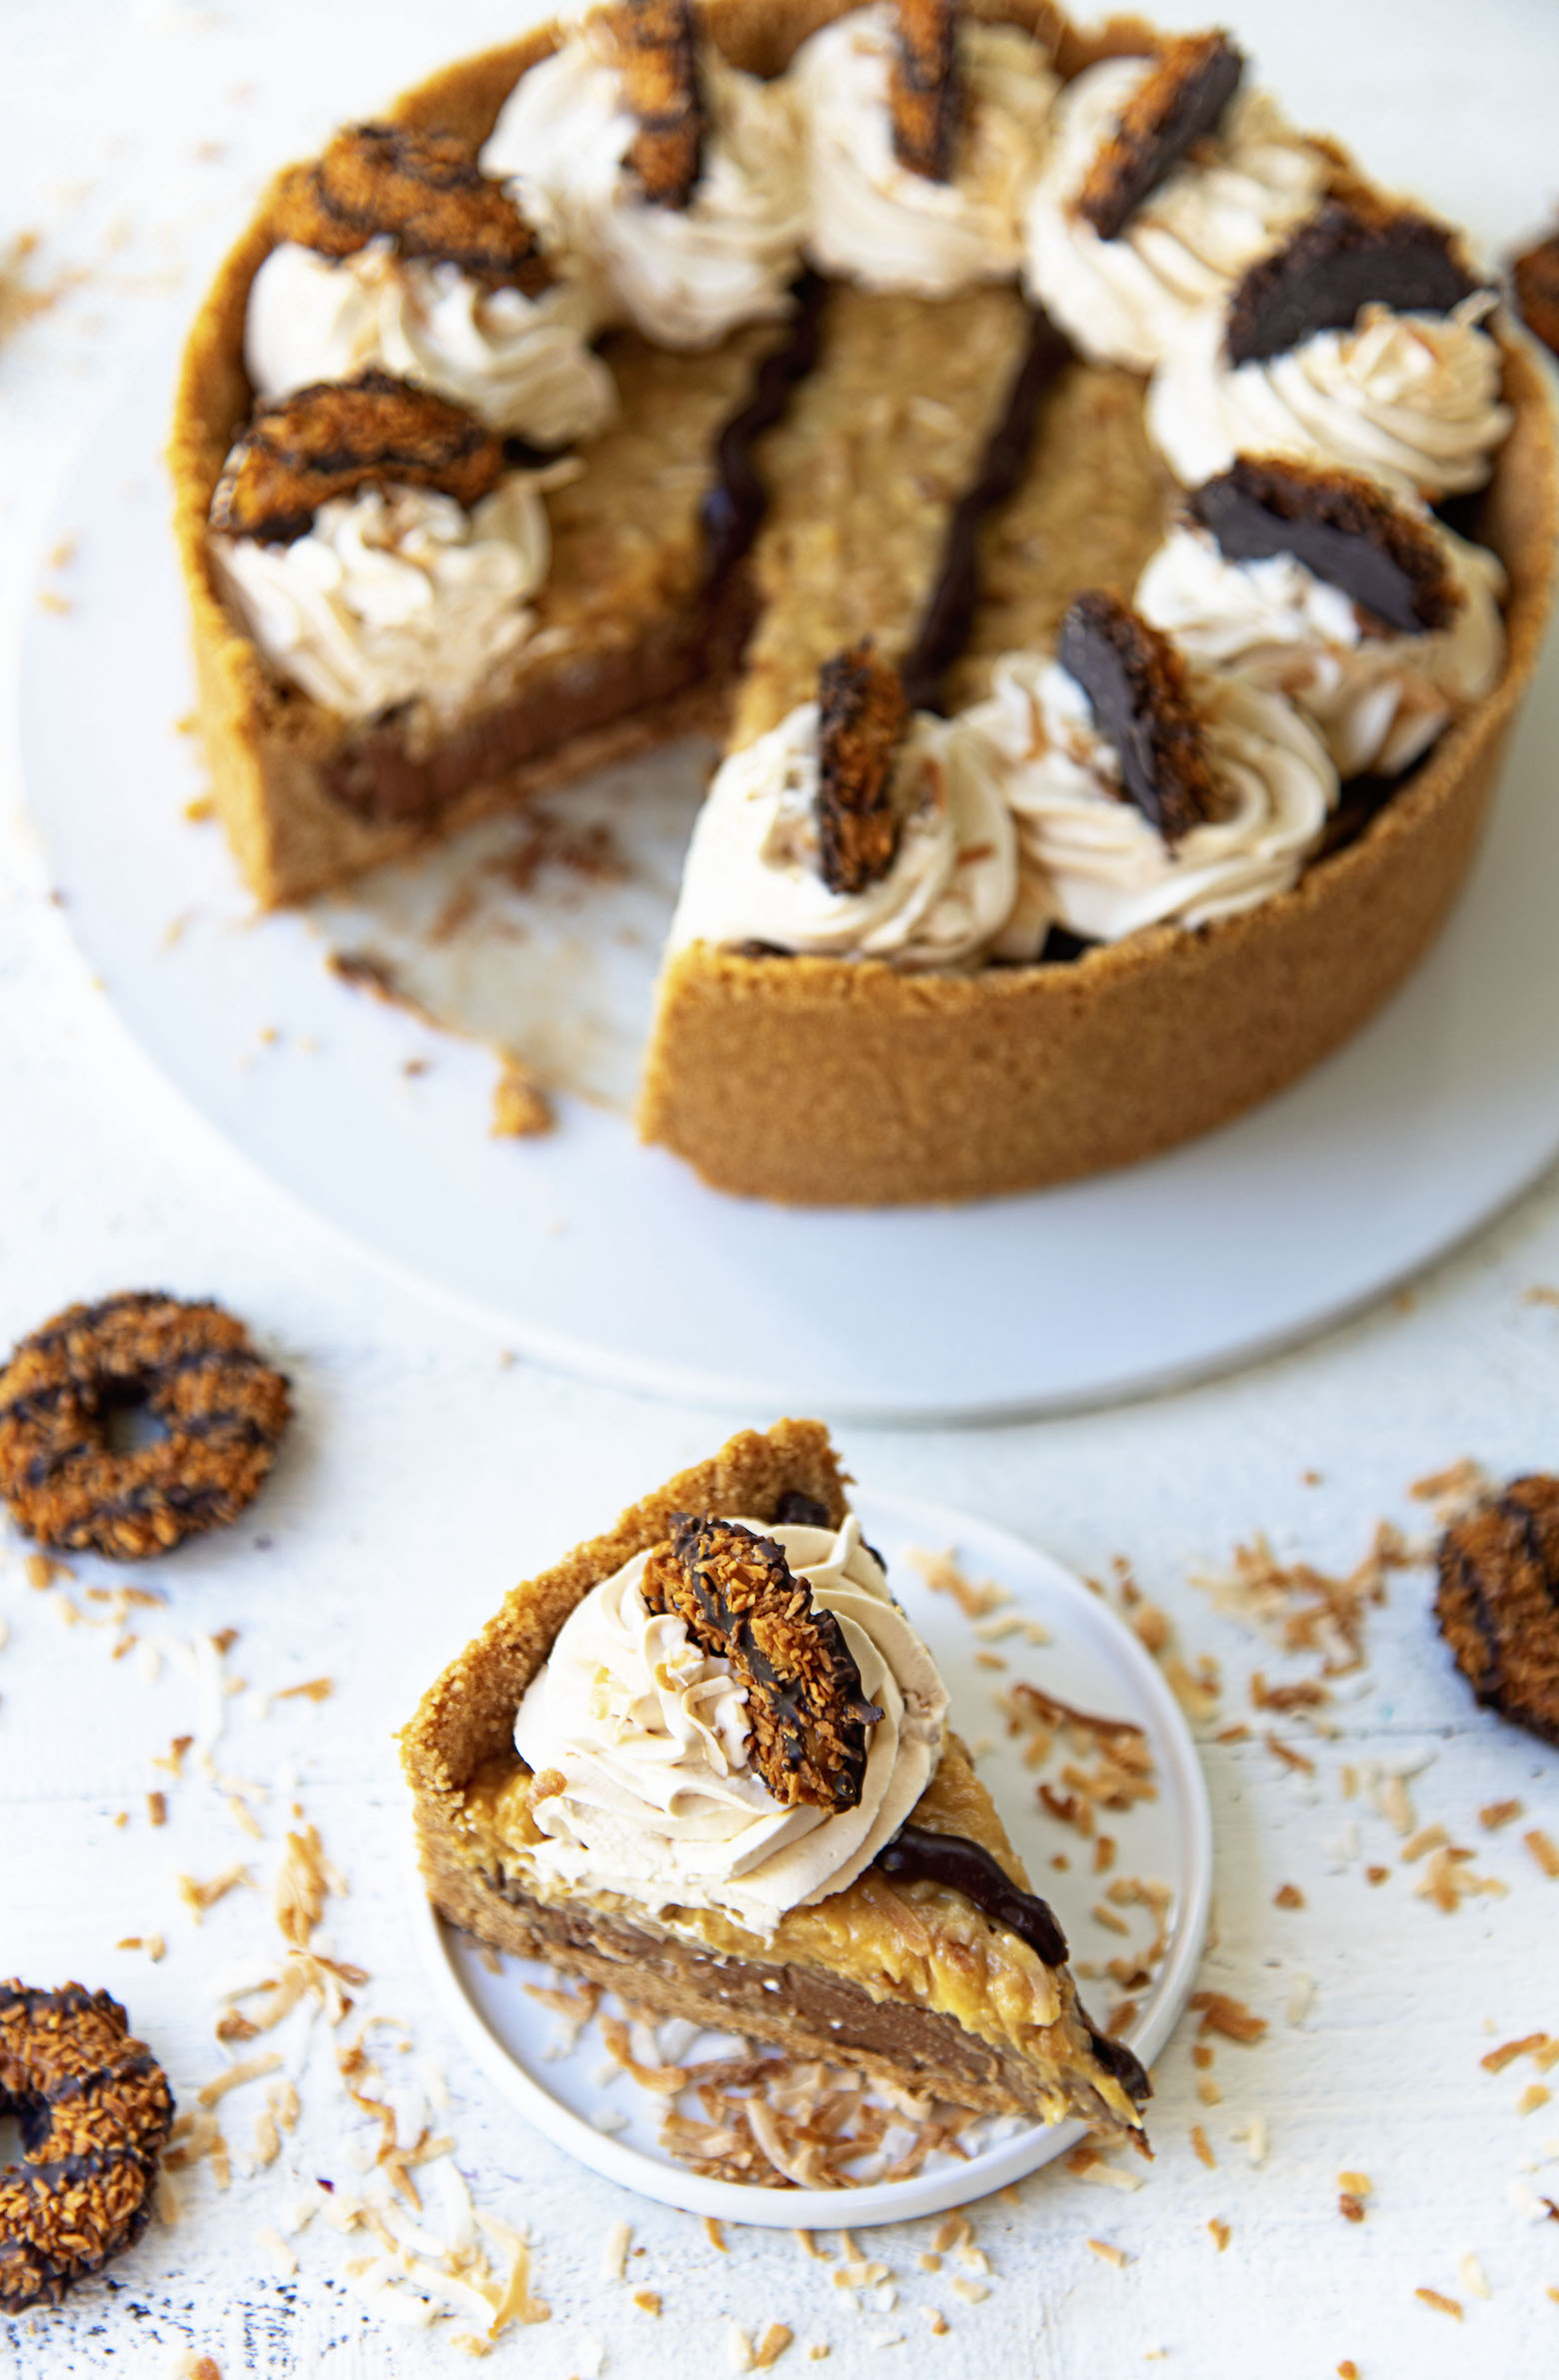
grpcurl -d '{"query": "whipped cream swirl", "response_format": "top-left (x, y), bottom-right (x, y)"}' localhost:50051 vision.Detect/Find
top-left (244, 239), bottom-right (617, 447)
top-left (1136, 517), bottom-right (1507, 777)
top-left (1147, 294), bottom-right (1512, 499)
top-left (211, 475), bottom-right (554, 721)
top-left (481, 30), bottom-right (807, 349)
top-left (513, 1515), bottom-right (949, 1936)
top-left (1022, 59), bottom-right (1326, 372)
top-left (791, 4), bottom-right (1058, 298)
top-left (669, 698), bottom-right (1021, 965)
top-left (966, 649), bottom-right (1339, 942)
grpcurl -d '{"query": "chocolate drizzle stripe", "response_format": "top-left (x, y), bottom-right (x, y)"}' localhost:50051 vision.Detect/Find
top-left (874, 1821), bottom-right (1068, 1968)
top-left (899, 306), bottom-right (1074, 713)
top-left (703, 271), bottom-right (829, 586)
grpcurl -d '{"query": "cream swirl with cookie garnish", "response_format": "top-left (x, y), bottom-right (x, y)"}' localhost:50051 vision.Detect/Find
top-left (207, 377), bottom-right (562, 721)
top-left (668, 690), bottom-right (1021, 965)
top-left (1149, 292), bottom-right (1512, 499)
top-left (1022, 49), bottom-right (1326, 372)
top-left (513, 1514), bottom-right (948, 1935)
top-left (1135, 494), bottom-right (1507, 778)
top-left (481, 10), bottom-right (807, 349)
top-left (790, 2), bottom-right (1058, 298)
top-left (1146, 195), bottom-right (1511, 500)
top-left (965, 596), bottom-right (1339, 944)
top-left (246, 243), bottom-right (616, 448)
top-left (244, 121), bottom-right (617, 448)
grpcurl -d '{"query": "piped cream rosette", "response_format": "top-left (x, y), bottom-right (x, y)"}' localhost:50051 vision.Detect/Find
top-left (513, 1515), bottom-right (949, 1937)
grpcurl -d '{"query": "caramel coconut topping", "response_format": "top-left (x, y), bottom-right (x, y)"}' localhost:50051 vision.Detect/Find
top-left (271, 121), bottom-right (555, 293)
top-left (209, 369), bottom-right (508, 547)
top-left (617, 0), bottom-right (707, 209)
top-left (1224, 191), bottom-right (1481, 368)
top-left (814, 640), bottom-right (910, 895)
top-left (1056, 590), bottom-right (1221, 843)
top-left (1188, 454), bottom-right (1460, 635)
top-left (890, 0), bottom-right (963, 183)
top-left (642, 1514), bottom-right (884, 1811)
top-left (1074, 29), bottom-right (1245, 243)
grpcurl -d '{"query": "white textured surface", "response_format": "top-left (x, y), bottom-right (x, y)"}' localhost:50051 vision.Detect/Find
top-left (2, 3), bottom-right (1559, 2375)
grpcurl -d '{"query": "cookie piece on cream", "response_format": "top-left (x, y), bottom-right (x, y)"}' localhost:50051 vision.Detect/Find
top-left (208, 376), bottom-right (557, 721)
top-left (1137, 460), bottom-right (1507, 777)
top-left (1073, 29), bottom-right (1244, 244)
top-left (482, 8), bottom-right (807, 348)
top-left (792, 1), bottom-right (1058, 297)
top-left (1022, 48), bottom-right (1325, 371)
top-left (1148, 197), bottom-right (1510, 497)
top-left (965, 613), bottom-right (1339, 944)
top-left (248, 124), bottom-right (617, 447)
top-left (668, 670), bottom-right (1022, 965)
top-left (644, 1514), bottom-right (883, 1811)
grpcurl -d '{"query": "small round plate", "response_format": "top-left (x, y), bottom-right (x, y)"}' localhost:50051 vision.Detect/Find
top-left (410, 1487), bottom-right (1213, 2227)
top-left (20, 348), bottom-right (1559, 1420)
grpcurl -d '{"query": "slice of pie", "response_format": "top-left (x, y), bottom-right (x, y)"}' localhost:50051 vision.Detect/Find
top-left (402, 1418), bottom-right (1150, 2140)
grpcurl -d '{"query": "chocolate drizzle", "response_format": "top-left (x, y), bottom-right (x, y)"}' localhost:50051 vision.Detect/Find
top-left (899, 306), bottom-right (1073, 713)
top-left (874, 1822), bottom-right (1068, 1967)
top-left (703, 272), bottom-right (829, 585)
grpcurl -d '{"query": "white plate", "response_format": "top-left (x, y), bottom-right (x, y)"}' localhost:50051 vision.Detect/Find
top-left (410, 1488), bottom-right (1213, 2228)
top-left (16, 346), bottom-right (1559, 1421)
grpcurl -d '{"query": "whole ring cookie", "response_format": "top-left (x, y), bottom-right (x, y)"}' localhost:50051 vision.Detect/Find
top-left (1434, 1474), bottom-right (1559, 1748)
top-left (0, 1292), bottom-right (292, 1559)
top-left (0, 1982), bottom-right (175, 2312)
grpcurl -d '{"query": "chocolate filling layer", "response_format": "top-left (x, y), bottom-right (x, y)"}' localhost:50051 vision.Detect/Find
top-left (900, 306), bottom-right (1073, 713)
top-left (875, 1821), bottom-right (1068, 1967)
top-left (703, 272), bottom-right (829, 585)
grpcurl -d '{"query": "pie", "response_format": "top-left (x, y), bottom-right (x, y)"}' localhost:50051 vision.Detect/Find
top-left (401, 1417), bottom-right (1151, 2139)
top-left (170, 0), bottom-right (1557, 1205)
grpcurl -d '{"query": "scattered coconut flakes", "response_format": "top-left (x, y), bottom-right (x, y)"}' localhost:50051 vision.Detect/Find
top-left (274, 1676), bottom-right (334, 1703)
top-left (253, 2107), bottom-right (281, 2168)
top-left (1230, 2116), bottom-right (1268, 2166)
top-left (274, 1822), bottom-right (343, 1947)
top-left (1190, 2126), bottom-right (1215, 2169)
top-left (1459, 2253), bottom-right (1491, 2300)
top-left (1409, 1459), bottom-right (1490, 1521)
top-left (257, 2225), bottom-right (298, 2277)
top-left (1274, 1883), bottom-right (1304, 1909)
top-left (1286, 1974), bottom-right (1315, 2026)
top-left (633, 2288), bottom-right (662, 2315)
top-left (949, 2277), bottom-right (988, 2304)
top-left (1415, 2288), bottom-right (1462, 2320)
top-left (1338, 2170), bottom-right (1372, 2197)
top-left (1265, 1734), bottom-right (1316, 1777)
top-left (922, 2306), bottom-right (948, 2333)
top-left (1401, 1823), bottom-right (1449, 1863)
top-left (1517, 2085), bottom-right (1552, 2118)
top-left (1191, 1991), bottom-right (1268, 2045)
top-left (1196, 2077), bottom-right (1222, 2108)
top-left (907, 1548), bottom-right (1010, 1620)
top-left (1208, 2218), bottom-right (1230, 2252)
top-left (1483, 2034), bottom-right (1550, 2075)
top-left (753, 2322), bottom-right (794, 2366)
top-left (602, 2220), bottom-right (633, 2281)
top-left (1414, 1846), bottom-right (1507, 1912)
top-left (147, 1790), bottom-right (167, 1827)
top-left (706, 2214), bottom-right (729, 2253)
top-left (972, 1614), bottom-right (1025, 1642)
top-left (178, 1862), bottom-right (253, 1920)
top-left (1087, 2238), bottom-right (1128, 2268)
top-left (794, 2229), bottom-right (827, 2260)
top-left (196, 2049), bottom-right (284, 2107)
top-left (1481, 1799), bottom-right (1524, 1831)
top-left (730, 2327), bottom-right (757, 2373)
top-left (1524, 1830), bottom-right (1559, 1880)
top-left (1338, 2193), bottom-right (1366, 2224)
top-left (1065, 2147), bottom-right (1145, 2191)
top-left (1190, 1518), bottom-right (1414, 1676)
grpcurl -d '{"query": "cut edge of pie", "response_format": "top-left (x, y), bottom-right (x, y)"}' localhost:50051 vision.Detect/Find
top-left (400, 1417), bottom-right (1153, 2147)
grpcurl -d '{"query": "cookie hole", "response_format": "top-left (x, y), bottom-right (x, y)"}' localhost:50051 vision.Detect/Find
top-left (102, 1394), bottom-right (169, 1458)
top-left (0, 2100), bottom-right (37, 2168)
